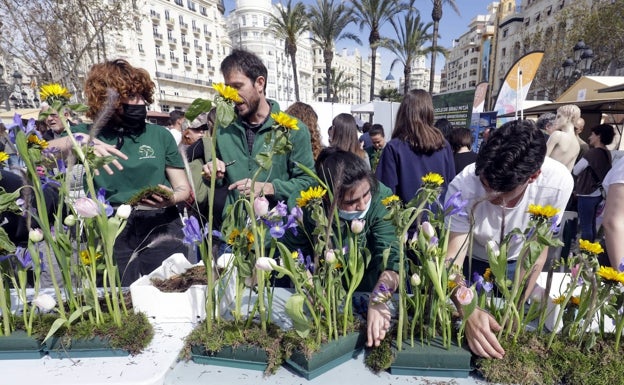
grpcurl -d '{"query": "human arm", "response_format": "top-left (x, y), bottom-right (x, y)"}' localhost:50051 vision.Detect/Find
top-left (139, 167), bottom-right (191, 208)
top-left (48, 136), bottom-right (128, 175)
top-left (447, 231), bottom-right (505, 358)
top-left (572, 158), bottom-right (589, 176)
top-left (366, 270), bottom-right (399, 347)
top-left (603, 183), bottom-right (624, 268)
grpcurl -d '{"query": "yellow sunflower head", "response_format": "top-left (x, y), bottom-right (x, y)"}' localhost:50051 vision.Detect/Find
top-left (381, 195), bottom-right (400, 206)
top-left (27, 134), bottom-right (48, 149)
top-left (579, 239), bottom-right (604, 255)
top-left (227, 228), bottom-right (241, 245)
top-left (40, 83), bottom-right (72, 105)
top-left (421, 172), bottom-right (444, 187)
top-left (0, 152), bottom-right (8, 164)
top-left (213, 83), bottom-right (242, 103)
top-left (483, 268), bottom-right (492, 282)
top-left (79, 250), bottom-right (102, 265)
top-left (271, 112), bottom-right (299, 131)
top-left (552, 295), bottom-right (565, 305)
top-left (528, 204), bottom-right (559, 219)
top-left (296, 186), bottom-right (327, 207)
top-left (597, 266), bottom-right (624, 285)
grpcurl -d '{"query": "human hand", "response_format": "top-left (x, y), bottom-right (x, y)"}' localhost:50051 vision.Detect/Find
top-left (202, 158), bottom-right (226, 180)
top-left (140, 184), bottom-right (175, 208)
top-left (366, 302), bottom-right (392, 348)
top-left (229, 178), bottom-right (272, 197)
top-left (91, 139), bottom-right (128, 176)
top-left (464, 307), bottom-right (505, 359)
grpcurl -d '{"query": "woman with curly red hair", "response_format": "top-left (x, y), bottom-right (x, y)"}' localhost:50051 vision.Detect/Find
top-left (50, 59), bottom-right (191, 286)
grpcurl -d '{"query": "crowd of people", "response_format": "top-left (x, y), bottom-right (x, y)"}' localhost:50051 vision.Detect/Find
top-left (1, 48), bottom-right (623, 359)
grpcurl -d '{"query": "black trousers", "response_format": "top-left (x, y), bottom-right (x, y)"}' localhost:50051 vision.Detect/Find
top-left (114, 206), bottom-right (188, 286)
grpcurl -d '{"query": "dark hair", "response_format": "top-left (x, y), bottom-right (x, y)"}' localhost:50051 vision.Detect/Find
top-left (434, 118), bottom-right (453, 138)
top-left (448, 127), bottom-right (473, 152)
top-left (475, 119), bottom-right (546, 192)
top-left (361, 122), bottom-right (372, 133)
top-left (393, 89), bottom-right (446, 154)
top-left (535, 112), bottom-right (556, 131)
top-left (220, 49), bottom-right (268, 93)
top-left (84, 59), bottom-right (155, 120)
top-left (315, 147), bottom-right (378, 202)
top-left (169, 110), bottom-right (185, 125)
top-left (330, 113), bottom-right (366, 159)
top-left (369, 124), bottom-right (384, 138)
top-left (591, 123), bottom-right (615, 146)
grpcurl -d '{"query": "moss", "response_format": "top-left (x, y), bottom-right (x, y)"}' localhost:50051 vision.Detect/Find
top-left (126, 185), bottom-right (173, 206)
top-left (476, 332), bottom-right (624, 385)
top-left (364, 328), bottom-right (395, 373)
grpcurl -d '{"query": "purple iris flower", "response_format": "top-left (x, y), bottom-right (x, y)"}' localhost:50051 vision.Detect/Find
top-left (549, 215), bottom-right (560, 234)
top-left (305, 254), bottom-right (314, 273)
top-left (284, 215), bottom-right (298, 236)
top-left (96, 188), bottom-right (114, 217)
top-left (269, 222), bottom-right (285, 239)
top-left (472, 272), bottom-right (493, 294)
top-left (618, 262), bottom-right (624, 273)
top-left (56, 159), bottom-right (67, 174)
top-left (290, 206), bottom-right (303, 222)
top-left (212, 230), bottom-right (223, 238)
top-left (429, 236), bottom-right (439, 247)
top-left (15, 247), bottom-right (33, 269)
top-left (274, 201), bottom-right (288, 217)
top-left (182, 216), bottom-right (205, 245)
top-left (444, 191), bottom-right (468, 217)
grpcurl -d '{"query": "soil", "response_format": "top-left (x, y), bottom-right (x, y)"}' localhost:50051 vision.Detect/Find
top-left (151, 265), bottom-right (208, 292)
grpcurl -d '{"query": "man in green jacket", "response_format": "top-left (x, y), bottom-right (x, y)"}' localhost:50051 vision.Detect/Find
top-left (201, 49), bottom-right (315, 212)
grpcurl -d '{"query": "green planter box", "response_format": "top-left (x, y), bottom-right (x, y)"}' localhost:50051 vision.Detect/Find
top-left (390, 337), bottom-right (472, 378)
top-left (285, 331), bottom-right (365, 380)
top-left (0, 330), bottom-right (45, 359)
top-left (190, 344), bottom-right (269, 371)
top-left (47, 336), bottom-right (129, 359)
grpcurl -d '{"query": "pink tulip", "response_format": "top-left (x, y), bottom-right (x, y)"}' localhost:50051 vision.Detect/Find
top-left (350, 219), bottom-right (365, 234)
top-left (456, 286), bottom-right (474, 306)
top-left (253, 196), bottom-right (270, 217)
top-left (74, 197), bottom-right (100, 218)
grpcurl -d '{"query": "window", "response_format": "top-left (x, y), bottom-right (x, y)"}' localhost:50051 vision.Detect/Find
top-left (167, 29), bottom-right (173, 38)
top-left (200, 6), bottom-right (207, 16)
top-left (502, 48), bottom-right (506, 57)
top-left (155, 46), bottom-right (161, 54)
top-left (503, 28), bottom-right (508, 38)
top-left (187, 0), bottom-right (196, 11)
top-left (165, 10), bottom-right (170, 20)
top-left (169, 51), bottom-right (175, 59)
top-left (241, 16), bottom-right (246, 26)
top-left (161, 105), bottom-right (170, 112)
top-left (174, 0), bottom-right (183, 6)
top-left (138, 43), bottom-right (144, 52)
top-left (179, 15), bottom-right (184, 23)
top-left (134, 21), bottom-right (141, 31)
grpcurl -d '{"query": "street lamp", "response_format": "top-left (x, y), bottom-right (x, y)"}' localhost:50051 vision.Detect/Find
top-left (561, 40), bottom-right (594, 85)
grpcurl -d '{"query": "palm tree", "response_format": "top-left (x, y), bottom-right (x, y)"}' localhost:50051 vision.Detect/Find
top-left (429, 0), bottom-right (460, 93)
top-left (386, 8), bottom-right (437, 94)
top-left (308, 0), bottom-right (361, 102)
top-left (350, 0), bottom-right (409, 101)
top-left (316, 68), bottom-right (357, 102)
top-left (269, 0), bottom-right (308, 102)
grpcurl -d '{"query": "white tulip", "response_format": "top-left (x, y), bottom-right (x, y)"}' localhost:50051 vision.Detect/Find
top-left (115, 204), bottom-right (132, 219)
top-left (32, 294), bottom-right (56, 312)
top-left (29, 229), bottom-right (44, 243)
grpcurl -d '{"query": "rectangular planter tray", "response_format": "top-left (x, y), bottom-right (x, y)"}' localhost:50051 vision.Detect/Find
top-left (190, 344), bottom-right (268, 371)
top-left (0, 331), bottom-right (45, 359)
top-left (284, 332), bottom-right (365, 380)
top-left (390, 337), bottom-right (472, 378)
top-left (46, 336), bottom-right (128, 359)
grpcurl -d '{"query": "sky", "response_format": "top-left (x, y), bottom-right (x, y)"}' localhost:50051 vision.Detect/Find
top-left (223, 0), bottom-right (497, 80)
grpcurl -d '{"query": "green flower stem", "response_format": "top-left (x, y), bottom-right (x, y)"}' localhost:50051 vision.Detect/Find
top-left (614, 308), bottom-right (624, 350)
top-left (397, 240), bottom-right (406, 350)
top-left (203, 131), bottom-right (218, 331)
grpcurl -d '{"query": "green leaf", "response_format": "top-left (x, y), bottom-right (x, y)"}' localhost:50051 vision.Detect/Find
top-left (185, 98), bottom-right (213, 122)
top-left (67, 103), bottom-right (88, 113)
top-left (43, 317), bottom-right (67, 343)
top-left (255, 152), bottom-right (272, 170)
top-left (285, 293), bottom-right (310, 338)
top-left (0, 227), bottom-right (16, 254)
top-left (216, 102), bottom-right (236, 127)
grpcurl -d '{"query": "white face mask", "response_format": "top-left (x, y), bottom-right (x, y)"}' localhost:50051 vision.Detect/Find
top-left (338, 197), bottom-right (372, 221)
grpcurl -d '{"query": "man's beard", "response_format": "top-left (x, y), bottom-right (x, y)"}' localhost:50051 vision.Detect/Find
top-left (238, 95), bottom-right (260, 120)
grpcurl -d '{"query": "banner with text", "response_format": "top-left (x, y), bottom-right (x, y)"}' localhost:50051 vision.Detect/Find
top-left (433, 89), bottom-right (476, 129)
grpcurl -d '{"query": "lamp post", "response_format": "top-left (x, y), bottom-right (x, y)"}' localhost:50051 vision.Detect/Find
top-left (561, 40), bottom-right (594, 88)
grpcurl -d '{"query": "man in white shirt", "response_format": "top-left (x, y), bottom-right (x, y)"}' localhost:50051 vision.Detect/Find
top-left (445, 119), bottom-right (573, 359)
top-left (167, 110), bottom-right (186, 145)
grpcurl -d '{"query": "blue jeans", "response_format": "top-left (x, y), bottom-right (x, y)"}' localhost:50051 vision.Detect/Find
top-left (577, 195), bottom-right (603, 242)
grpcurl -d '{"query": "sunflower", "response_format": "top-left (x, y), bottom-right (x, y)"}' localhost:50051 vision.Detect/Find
top-left (271, 111), bottom-right (299, 130)
top-left (39, 83), bottom-right (72, 104)
top-left (227, 228), bottom-right (241, 245)
top-left (381, 194), bottom-right (400, 206)
top-left (597, 266), bottom-right (624, 285)
top-left (579, 239), bottom-right (604, 255)
top-left (0, 152), bottom-right (8, 164)
top-left (552, 295), bottom-right (565, 305)
top-left (296, 186), bottom-right (327, 207)
top-left (483, 267), bottom-right (492, 282)
top-left (421, 172), bottom-right (444, 187)
top-left (528, 204), bottom-right (559, 219)
top-left (213, 83), bottom-right (242, 103)
top-left (27, 134), bottom-right (49, 149)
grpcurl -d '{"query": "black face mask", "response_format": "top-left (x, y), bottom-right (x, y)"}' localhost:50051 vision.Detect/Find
top-left (120, 104), bottom-right (147, 133)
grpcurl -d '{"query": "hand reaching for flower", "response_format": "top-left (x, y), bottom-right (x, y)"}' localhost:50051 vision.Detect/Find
top-left (366, 302), bottom-right (392, 347)
top-left (464, 307), bottom-right (505, 359)
top-left (91, 138), bottom-right (128, 175)
top-left (229, 178), bottom-right (274, 197)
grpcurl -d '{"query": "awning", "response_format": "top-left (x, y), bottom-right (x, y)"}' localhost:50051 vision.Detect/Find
top-left (499, 98), bottom-right (624, 117)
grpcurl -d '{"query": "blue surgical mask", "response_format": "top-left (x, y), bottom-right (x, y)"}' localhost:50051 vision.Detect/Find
top-left (338, 198), bottom-right (371, 221)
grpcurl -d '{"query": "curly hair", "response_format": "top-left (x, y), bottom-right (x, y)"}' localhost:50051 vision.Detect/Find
top-left (285, 102), bottom-right (322, 160)
top-left (83, 59), bottom-right (155, 119)
top-left (475, 119), bottom-right (546, 192)
top-left (392, 89), bottom-right (446, 154)
top-left (220, 49), bottom-right (268, 93)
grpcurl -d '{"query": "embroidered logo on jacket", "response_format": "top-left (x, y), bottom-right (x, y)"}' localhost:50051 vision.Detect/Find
top-left (138, 145), bottom-right (156, 159)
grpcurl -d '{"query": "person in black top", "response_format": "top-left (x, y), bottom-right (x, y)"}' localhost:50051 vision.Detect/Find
top-left (449, 127), bottom-right (478, 176)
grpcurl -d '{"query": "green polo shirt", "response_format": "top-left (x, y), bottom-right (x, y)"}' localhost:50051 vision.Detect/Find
top-left (73, 123), bottom-right (184, 204)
